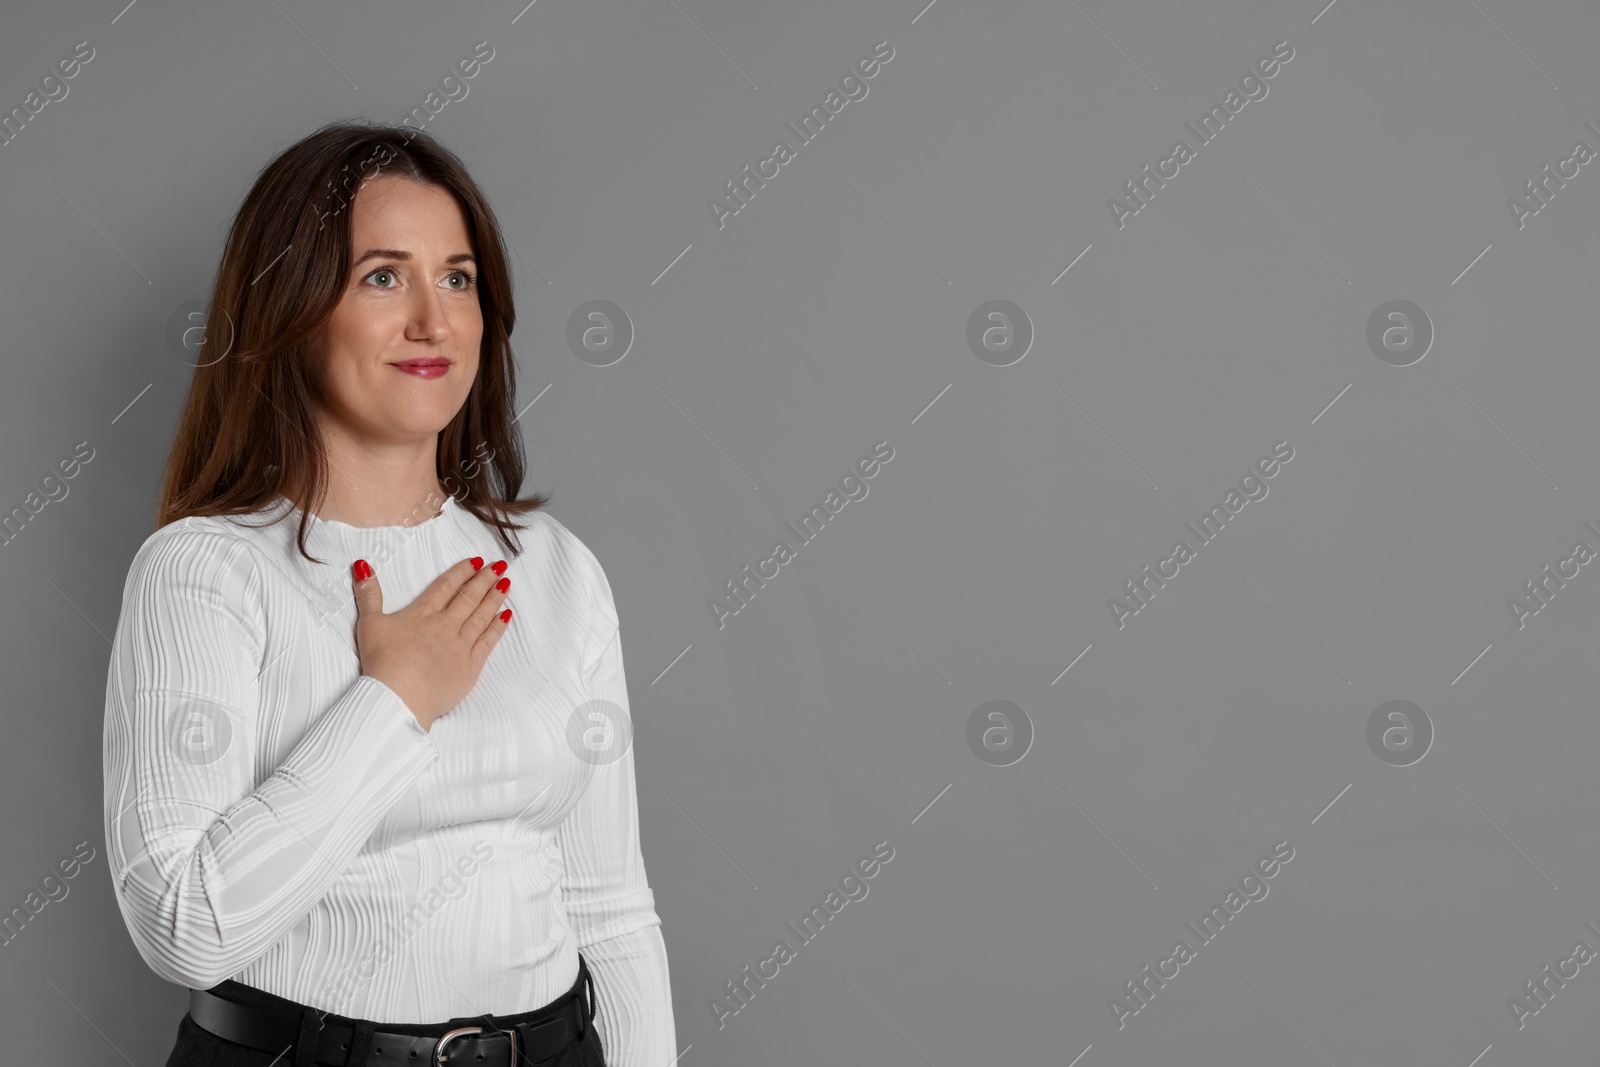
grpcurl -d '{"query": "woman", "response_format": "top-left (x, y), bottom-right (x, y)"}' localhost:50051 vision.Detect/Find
top-left (102, 121), bottom-right (675, 1067)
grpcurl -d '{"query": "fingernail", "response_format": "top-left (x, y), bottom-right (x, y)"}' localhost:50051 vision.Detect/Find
top-left (499, 608), bottom-right (513, 623)
top-left (353, 559), bottom-right (373, 581)
top-left (491, 560), bottom-right (508, 576)
top-left (496, 577), bottom-right (511, 593)
top-left (470, 556), bottom-right (484, 571)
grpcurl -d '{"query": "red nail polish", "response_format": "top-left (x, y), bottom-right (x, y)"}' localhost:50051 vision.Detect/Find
top-left (496, 577), bottom-right (511, 593)
top-left (491, 560), bottom-right (508, 576)
top-left (470, 556), bottom-right (484, 571)
top-left (353, 559), bottom-right (373, 581)
top-left (499, 608), bottom-right (512, 623)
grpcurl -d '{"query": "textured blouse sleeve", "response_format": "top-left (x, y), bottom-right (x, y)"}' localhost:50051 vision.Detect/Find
top-left (102, 526), bottom-right (440, 990)
top-left (555, 538), bottom-right (678, 1067)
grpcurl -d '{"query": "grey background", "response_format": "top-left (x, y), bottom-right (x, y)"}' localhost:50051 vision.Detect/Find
top-left (3, 0), bottom-right (1599, 1063)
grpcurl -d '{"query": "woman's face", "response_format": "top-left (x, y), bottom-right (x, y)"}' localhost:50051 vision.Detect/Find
top-left (312, 174), bottom-right (482, 448)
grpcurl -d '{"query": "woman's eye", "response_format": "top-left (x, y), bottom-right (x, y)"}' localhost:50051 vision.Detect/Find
top-left (361, 269), bottom-right (476, 290)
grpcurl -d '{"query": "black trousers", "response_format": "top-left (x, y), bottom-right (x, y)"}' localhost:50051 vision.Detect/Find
top-left (162, 955), bottom-right (605, 1067)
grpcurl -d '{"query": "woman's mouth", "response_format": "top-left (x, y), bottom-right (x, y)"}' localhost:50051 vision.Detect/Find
top-left (391, 358), bottom-right (451, 380)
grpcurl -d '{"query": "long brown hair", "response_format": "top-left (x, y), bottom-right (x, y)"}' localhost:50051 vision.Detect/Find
top-left (157, 119), bottom-right (548, 563)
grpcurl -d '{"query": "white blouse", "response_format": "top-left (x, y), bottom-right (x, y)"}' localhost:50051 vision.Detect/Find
top-left (102, 492), bottom-right (675, 1067)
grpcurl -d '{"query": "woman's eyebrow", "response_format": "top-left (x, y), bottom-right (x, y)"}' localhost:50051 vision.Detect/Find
top-left (351, 248), bottom-right (477, 268)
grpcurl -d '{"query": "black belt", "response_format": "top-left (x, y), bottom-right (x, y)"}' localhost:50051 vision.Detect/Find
top-left (187, 960), bottom-right (595, 1066)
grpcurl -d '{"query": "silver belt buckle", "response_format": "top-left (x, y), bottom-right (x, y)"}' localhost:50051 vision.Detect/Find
top-left (435, 1024), bottom-right (518, 1066)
